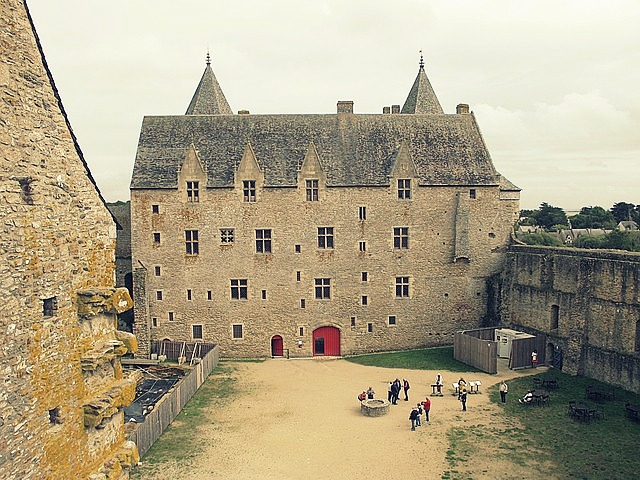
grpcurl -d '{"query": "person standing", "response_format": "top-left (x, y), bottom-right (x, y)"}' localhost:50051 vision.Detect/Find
top-left (387, 381), bottom-right (393, 402)
top-left (367, 386), bottom-right (375, 399)
top-left (415, 403), bottom-right (422, 426)
top-left (409, 407), bottom-right (419, 431)
top-left (403, 378), bottom-right (410, 401)
top-left (531, 350), bottom-right (538, 368)
top-left (499, 381), bottom-right (508, 403)
top-left (435, 373), bottom-right (444, 396)
top-left (421, 397), bottom-right (431, 422)
top-left (459, 387), bottom-right (467, 411)
top-left (358, 391), bottom-right (366, 402)
top-left (391, 381), bottom-right (399, 405)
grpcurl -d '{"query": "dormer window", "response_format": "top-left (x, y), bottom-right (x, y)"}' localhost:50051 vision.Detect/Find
top-left (187, 181), bottom-right (199, 202)
top-left (243, 180), bottom-right (256, 202)
top-left (398, 179), bottom-right (411, 199)
top-left (306, 179), bottom-right (319, 201)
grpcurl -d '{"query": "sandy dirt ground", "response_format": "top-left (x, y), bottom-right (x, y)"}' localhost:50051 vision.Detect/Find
top-left (139, 358), bottom-right (542, 480)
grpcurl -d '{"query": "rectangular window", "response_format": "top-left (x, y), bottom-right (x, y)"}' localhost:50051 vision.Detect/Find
top-left (220, 228), bottom-right (234, 244)
top-left (395, 276), bottom-right (410, 298)
top-left (317, 227), bottom-right (334, 249)
top-left (350, 316), bottom-right (356, 327)
top-left (187, 181), bottom-right (199, 202)
top-left (394, 227), bottom-right (409, 249)
top-left (168, 312), bottom-right (174, 321)
top-left (152, 204), bottom-right (159, 214)
top-left (192, 324), bottom-right (203, 339)
top-left (300, 299), bottom-right (306, 309)
top-left (154, 266), bottom-right (161, 276)
top-left (358, 206), bottom-right (367, 221)
top-left (314, 278), bottom-right (331, 299)
top-left (388, 315), bottom-right (397, 326)
top-left (295, 244), bottom-right (301, 253)
top-left (361, 295), bottom-right (368, 306)
top-left (43, 297), bottom-right (57, 317)
top-left (153, 232), bottom-right (161, 244)
top-left (359, 241), bottom-right (366, 252)
top-left (296, 271), bottom-right (301, 282)
top-left (232, 324), bottom-right (243, 339)
top-left (187, 289), bottom-right (192, 300)
top-left (156, 291), bottom-right (163, 301)
top-left (361, 272), bottom-right (368, 282)
top-left (398, 179), bottom-right (411, 199)
top-left (231, 279), bottom-right (248, 300)
top-left (207, 290), bottom-right (212, 301)
top-left (261, 290), bottom-right (267, 300)
top-left (306, 179), bottom-right (319, 201)
top-left (299, 327), bottom-right (304, 336)
top-left (185, 230), bottom-right (199, 254)
top-left (367, 322), bottom-right (373, 332)
top-left (469, 188), bottom-right (476, 199)
top-left (152, 317), bottom-right (158, 327)
top-left (256, 229), bottom-right (272, 253)
top-left (243, 180), bottom-right (256, 202)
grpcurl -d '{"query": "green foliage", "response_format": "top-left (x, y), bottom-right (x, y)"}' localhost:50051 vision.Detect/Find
top-left (574, 230), bottom-right (640, 252)
top-left (345, 346), bottom-right (480, 372)
top-left (534, 202), bottom-right (568, 230)
top-left (570, 206), bottom-right (616, 229)
top-left (610, 201), bottom-right (640, 224)
top-left (519, 232), bottom-right (563, 246)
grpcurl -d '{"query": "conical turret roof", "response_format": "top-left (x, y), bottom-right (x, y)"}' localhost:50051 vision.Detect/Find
top-left (185, 53), bottom-right (232, 115)
top-left (401, 54), bottom-right (443, 114)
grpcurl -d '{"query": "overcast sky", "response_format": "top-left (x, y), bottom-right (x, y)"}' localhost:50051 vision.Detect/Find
top-left (26, 0), bottom-right (640, 210)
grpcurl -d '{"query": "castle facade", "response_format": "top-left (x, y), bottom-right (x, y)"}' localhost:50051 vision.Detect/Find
top-left (130, 55), bottom-right (520, 358)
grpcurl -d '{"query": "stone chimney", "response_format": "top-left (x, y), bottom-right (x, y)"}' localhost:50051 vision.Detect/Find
top-left (383, 106), bottom-right (391, 114)
top-left (391, 104), bottom-right (400, 114)
top-left (456, 103), bottom-right (470, 114)
top-left (337, 101), bottom-right (354, 114)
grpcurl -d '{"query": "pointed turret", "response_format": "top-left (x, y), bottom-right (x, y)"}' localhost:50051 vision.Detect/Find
top-left (185, 52), bottom-right (233, 115)
top-left (400, 52), bottom-right (444, 114)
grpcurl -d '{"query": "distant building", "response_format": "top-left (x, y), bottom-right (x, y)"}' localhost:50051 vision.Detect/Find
top-left (0, 2), bottom-right (139, 478)
top-left (618, 221), bottom-right (639, 231)
top-left (130, 54), bottom-right (520, 358)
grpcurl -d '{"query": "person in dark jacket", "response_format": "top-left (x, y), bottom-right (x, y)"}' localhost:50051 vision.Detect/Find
top-left (409, 407), bottom-right (420, 431)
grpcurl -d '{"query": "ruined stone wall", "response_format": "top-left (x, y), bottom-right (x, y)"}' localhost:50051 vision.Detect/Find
top-left (131, 179), bottom-right (518, 358)
top-left (0, 1), bottom-right (139, 478)
top-left (500, 245), bottom-right (640, 393)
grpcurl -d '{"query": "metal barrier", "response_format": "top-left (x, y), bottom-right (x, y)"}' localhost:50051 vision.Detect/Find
top-left (127, 345), bottom-right (220, 457)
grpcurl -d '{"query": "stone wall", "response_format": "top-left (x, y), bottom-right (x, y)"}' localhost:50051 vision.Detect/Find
top-left (499, 245), bottom-right (640, 393)
top-left (131, 175), bottom-right (518, 358)
top-left (0, 1), bottom-right (139, 478)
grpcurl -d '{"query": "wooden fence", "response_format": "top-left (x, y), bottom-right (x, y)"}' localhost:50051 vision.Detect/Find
top-left (509, 334), bottom-right (546, 369)
top-left (127, 344), bottom-right (220, 457)
top-left (151, 340), bottom-right (216, 362)
top-left (453, 329), bottom-right (498, 374)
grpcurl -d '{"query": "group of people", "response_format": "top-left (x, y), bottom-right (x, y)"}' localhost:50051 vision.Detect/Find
top-left (409, 397), bottom-right (431, 430)
top-left (387, 378), bottom-right (410, 405)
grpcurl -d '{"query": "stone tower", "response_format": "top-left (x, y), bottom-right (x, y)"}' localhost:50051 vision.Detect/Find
top-left (0, 1), bottom-right (140, 478)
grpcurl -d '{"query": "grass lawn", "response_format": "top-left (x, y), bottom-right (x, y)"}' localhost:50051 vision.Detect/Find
top-left (345, 346), bottom-right (481, 372)
top-left (348, 348), bottom-right (640, 479)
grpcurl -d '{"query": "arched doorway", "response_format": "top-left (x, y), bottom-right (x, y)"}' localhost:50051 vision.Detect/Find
top-left (312, 326), bottom-right (340, 356)
top-left (271, 335), bottom-right (283, 357)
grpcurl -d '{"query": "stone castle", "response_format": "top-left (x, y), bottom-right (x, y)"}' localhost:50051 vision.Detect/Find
top-left (1, 1), bottom-right (140, 478)
top-left (130, 53), bottom-right (521, 358)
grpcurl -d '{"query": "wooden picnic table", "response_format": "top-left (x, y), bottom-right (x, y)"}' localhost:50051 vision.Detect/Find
top-left (531, 390), bottom-right (550, 406)
top-left (541, 377), bottom-right (558, 389)
top-left (586, 385), bottom-right (614, 401)
top-left (625, 403), bottom-right (640, 421)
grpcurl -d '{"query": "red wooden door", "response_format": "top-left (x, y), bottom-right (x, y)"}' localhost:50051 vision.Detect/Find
top-left (271, 335), bottom-right (283, 357)
top-left (312, 326), bottom-right (340, 356)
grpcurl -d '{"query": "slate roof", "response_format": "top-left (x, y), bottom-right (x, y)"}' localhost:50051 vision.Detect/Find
top-left (185, 55), bottom-right (232, 115)
top-left (131, 112), bottom-right (503, 189)
top-left (401, 60), bottom-right (443, 114)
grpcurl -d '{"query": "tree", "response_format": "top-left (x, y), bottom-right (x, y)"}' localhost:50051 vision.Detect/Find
top-left (535, 203), bottom-right (568, 231)
top-left (520, 232), bottom-right (563, 247)
top-left (569, 206), bottom-right (616, 229)
top-left (610, 202), bottom-right (639, 224)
